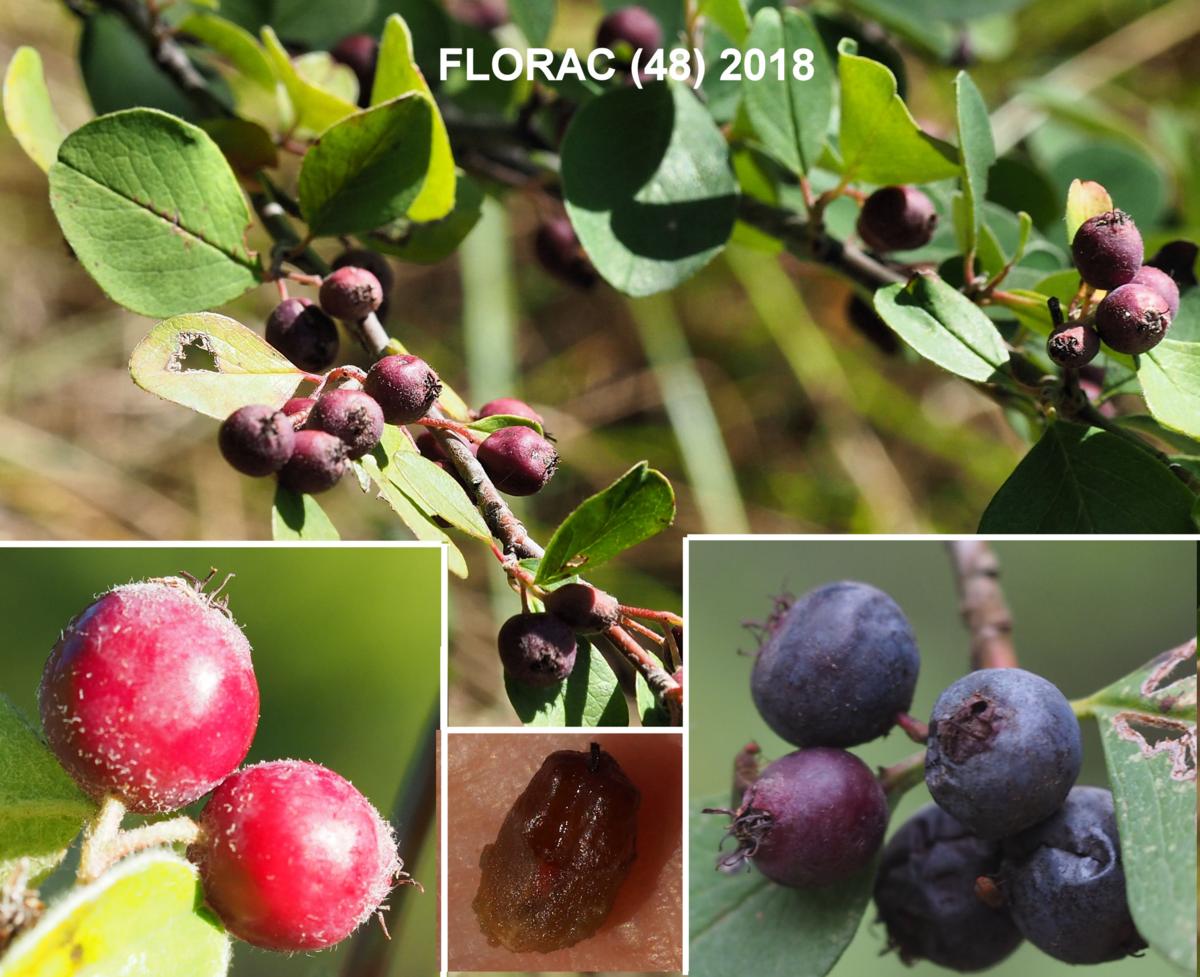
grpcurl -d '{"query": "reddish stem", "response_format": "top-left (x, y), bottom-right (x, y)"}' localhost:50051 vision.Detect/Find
top-left (895, 712), bottom-right (930, 743)
top-left (618, 604), bottom-right (684, 627)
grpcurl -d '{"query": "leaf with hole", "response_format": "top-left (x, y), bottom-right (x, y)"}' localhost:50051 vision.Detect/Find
top-left (505, 639), bottom-right (628, 727)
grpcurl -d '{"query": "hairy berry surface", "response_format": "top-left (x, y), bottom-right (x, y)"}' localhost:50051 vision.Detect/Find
top-left (319, 266), bottom-right (383, 320)
top-left (477, 426), bottom-right (559, 496)
top-left (308, 388), bottom-right (384, 459)
top-left (277, 429), bottom-right (348, 494)
top-left (543, 583), bottom-right (621, 635)
top-left (219, 405), bottom-right (295, 477)
top-left (497, 612), bottom-right (578, 686)
top-left (363, 354), bottom-right (442, 425)
top-left (265, 298), bottom-right (339, 373)
top-left (1072, 210), bottom-right (1143, 290)
top-left (1095, 282), bottom-right (1172, 354)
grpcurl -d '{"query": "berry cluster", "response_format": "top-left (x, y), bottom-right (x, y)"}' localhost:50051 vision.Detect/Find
top-left (38, 573), bottom-right (404, 952)
top-left (497, 583), bottom-right (622, 687)
top-left (708, 580), bottom-right (1144, 973)
top-left (1050, 207), bottom-right (1180, 363)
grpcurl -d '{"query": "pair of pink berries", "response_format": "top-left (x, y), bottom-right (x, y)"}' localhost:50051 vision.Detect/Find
top-left (37, 576), bottom-right (400, 952)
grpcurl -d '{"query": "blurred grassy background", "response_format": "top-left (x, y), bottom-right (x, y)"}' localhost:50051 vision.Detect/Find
top-left (0, 545), bottom-right (440, 977)
top-left (1, 0), bottom-right (1199, 726)
top-left (688, 538), bottom-right (1196, 977)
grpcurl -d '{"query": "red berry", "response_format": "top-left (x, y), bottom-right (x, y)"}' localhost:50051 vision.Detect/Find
top-left (1095, 283), bottom-right (1172, 355)
top-left (857, 186), bottom-right (938, 253)
top-left (277, 429), bottom-right (348, 494)
top-left (596, 6), bottom-right (663, 55)
top-left (1072, 210), bottom-right (1143, 291)
top-left (497, 612), bottom-right (578, 686)
top-left (192, 760), bottom-right (399, 951)
top-left (308, 388), bottom-right (384, 459)
top-left (477, 426), bottom-right (558, 496)
top-left (543, 583), bottom-right (620, 634)
top-left (447, 0), bottom-right (509, 30)
top-left (363, 354), bottom-right (442, 424)
top-left (332, 249), bottom-right (393, 319)
top-left (282, 396), bottom-right (316, 417)
top-left (1130, 265), bottom-right (1180, 318)
top-left (266, 298), bottom-right (339, 373)
top-left (319, 267), bottom-right (383, 320)
top-left (38, 577), bottom-right (259, 813)
top-left (219, 405), bottom-right (295, 477)
top-left (1047, 322), bottom-right (1100, 369)
top-left (477, 397), bottom-right (544, 426)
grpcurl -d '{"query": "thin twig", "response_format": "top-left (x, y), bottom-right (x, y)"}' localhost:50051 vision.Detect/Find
top-left (946, 541), bottom-right (1018, 670)
top-left (878, 751), bottom-right (927, 797)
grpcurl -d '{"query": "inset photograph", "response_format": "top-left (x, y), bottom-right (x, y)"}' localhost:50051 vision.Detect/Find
top-left (447, 731), bottom-right (682, 972)
top-left (0, 545), bottom-right (440, 977)
top-left (688, 539), bottom-right (1196, 977)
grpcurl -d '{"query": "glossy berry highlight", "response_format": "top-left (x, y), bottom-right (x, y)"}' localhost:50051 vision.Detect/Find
top-left (710, 747), bottom-right (887, 888)
top-left (856, 186), bottom-right (938, 253)
top-left (39, 576), bottom-right (259, 813)
top-left (497, 612), bottom-right (578, 687)
top-left (265, 298), bottom-right (339, 373)
top-left (319, 266), bottom-right (383, 321)
top-left (277, 429), bottom-right (347, 494)
top-left (1047, 322), bottom-right (1100, 369)
top-left (219, 405), bottom-right (295, 477)
top-left (543, 583), bottom-right (621, 635)
top-left (750, 581), bottom-right (920, 748)
top-left (1072, 210), bottom-right (1143, 290)
top-left (1095, 282), bottom-right (1172, 355)
top-left (925, 668), bottom-right (1082, 839)
top-left (192, 760), bottom-right (399, 951)
top-left (308, 388), bottom-right (384, 459)
top-left (1001, 786), bottom-right (1145, 964)
top-left (477, 426), bottom-right (558, 496)
top-left (363, 354), bottom-right (442, 424)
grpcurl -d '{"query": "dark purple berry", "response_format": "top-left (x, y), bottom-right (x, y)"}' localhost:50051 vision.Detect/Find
top-left (1047, 322), bottom-right (1100, 368)
top-left (363, 354), bottom-right (442, 424)
top-left (1001, 786), bottom-right (1145, 964)
top-left (856, 186), bottom-right (938, 253)
top-left (277, 429), bottom-right (347, 494)
top-left (308, 388), bottom-right (384, 459)
top-left (330, 34), bottom-right (378, 107)
top-left (266, 298), bottom-right (339, 373)
top-left (447, 0), bottom-right (508, 30)
top-left (596, 6), bottom-right (662, 56)
top-left (543, 583), bottom-right (621, 635)
top-left (219, 405), bottom-right (295, 477)
top-left (497, 612), bottom-right (578, 687)
top-left (319, 266), bottom-right (383, 321)
top-left (477, 426), bottom-right (558, 496)
top-left (708, 748), bottom-right (888, 888)
top-left (1147, 239), bottom-right (1198, 289)
top-left (415, 430), bottom-right (476, 463)
top-left (1095, 282), bottom-right (1172, 355)
top-left (1072, 210), bottom-right (1143, 291)
top-left (874, 804), bottom-right (1022, 971)
top-left (478, 397), bottom-right (544, 426)
top-left (750, 581), bottom-right (920, 749)
top-left (534, 217), bottom-right (596, 289)
top-left (1130, 265), bottom-right (1180, 318)
top-left (332, 249), bottom-right (393, 319)
top-left (925, 668), bottom-right (1082, 839)
top-left (282, 396), bottom-right (316, 417)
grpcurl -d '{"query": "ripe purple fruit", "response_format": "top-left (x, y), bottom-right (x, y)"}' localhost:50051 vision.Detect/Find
top-left (282, 396), bottom-right (315, 417)
top-left (856, 186), bottom-right (938, 253)
top-left (330, 35), bottom-right (378, 107)
top-left (497, 612), bottom-right (578, 686)
top-left (709, 748), bottom-right (887, 888)
top-left (543, 583), bottom-right (621, 634)
top-left (363, 354), bottom-right (442, 424)
top-left (1001, 786), bottom-right (1145, 964)
top-left (415, 430), bottom-right (476, 463)
top-left (478, 397), bottom-right (544, 426)
top-left (925, 668), bottom-right (1082, 839)
top-left (192, 760), bottom-right (399, 951)
top-left (596, 6), bottom-right (662, 56)
top-left (265, 298), bottom-right (339, 373)
top-left (1072, 210), bottom-right (1143, 290)
top-left (219, 405), bottom-right (295, 477)
top-left (1130, 264), bottom-right (1180, 318)
top-left (750, 581), bottom-right (920, 748)
top-left (447, 0), bottom-right (508, 30)
top-left (277, 429), bottom-right (348, 494)
top-left (477, 426), bottom-right (558, 496)
top-left (332, 249), bottom-right (393, 319)
top-left (534, 217), bottom-right (596, 289)
top-left (1095, 282), bottom-right (1172, 355)
top-left (319, 266), bottom-right (383, 320)
top-left (1047, 321), bottom-right (1100, 369)
top-left (39, 576), bottom-right (259, 813)
top-left (874, 804), bottom-right (1022, 971)
top-left (308, 388), bottom-right (384, 459)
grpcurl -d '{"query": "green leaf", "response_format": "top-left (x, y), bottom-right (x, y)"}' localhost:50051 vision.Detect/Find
top-left (742, 8), bottom-right (831, 176)
top-left (271, 486), bottom-right (340, 540)
top-left (1083, 642), bottom-right (1196, 973)
top-left (979, 422), bottom-right (1197, 532)
top-left (535, 462), bottom-right (675, 584)
top-left (177, 12), bottom-right (274, 89)
top-left (1140, 340), bottom-right (1200, 441)
top-left (954, 71), bottom-right (994, 254)
top-left (510, 0), bottom-right (556, 45)
top-left (700, 0), bottom-right (749, 46)
top-left (390, 452), bottom-right (491, 541)
top-left (48, 109), bottom-right (260, 317)
top-left (836, 40), bottom-right (958, 185)
top-left (562, 82), bottom-right (738, 296)
top-left (1064, 177), bottom-right (1113, 244)
top-left (200, 117), bottom-right (279, 175)
top-left (464, 413), bottom-right (542, 435)
top-left (372, 14), bottom-right (456, 221)
top-left (0, 696), bottom-right (95, 884)
top-left (0, 851), bottom-right (230, 977)
top-left (293, 52), bottom-right (360, 107)
top-left (218, 0), bottom-right (376, 49)
top-left (3, 47), bottom-right (64, 173)
top-left (690, 793), bottom-right (873, 977)
top-left (261, 27), bottom-right (357, 134)
top-left (873, 273), bottom-right (1009, 381)
top-left (368, 171), bottom-right (483, 264)
top-left (505, 639), bottom-right (628, 727)
top-left (130, 312), bottom-right (304, 418)
top-left (298, 94), bottom-right (433, 237)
